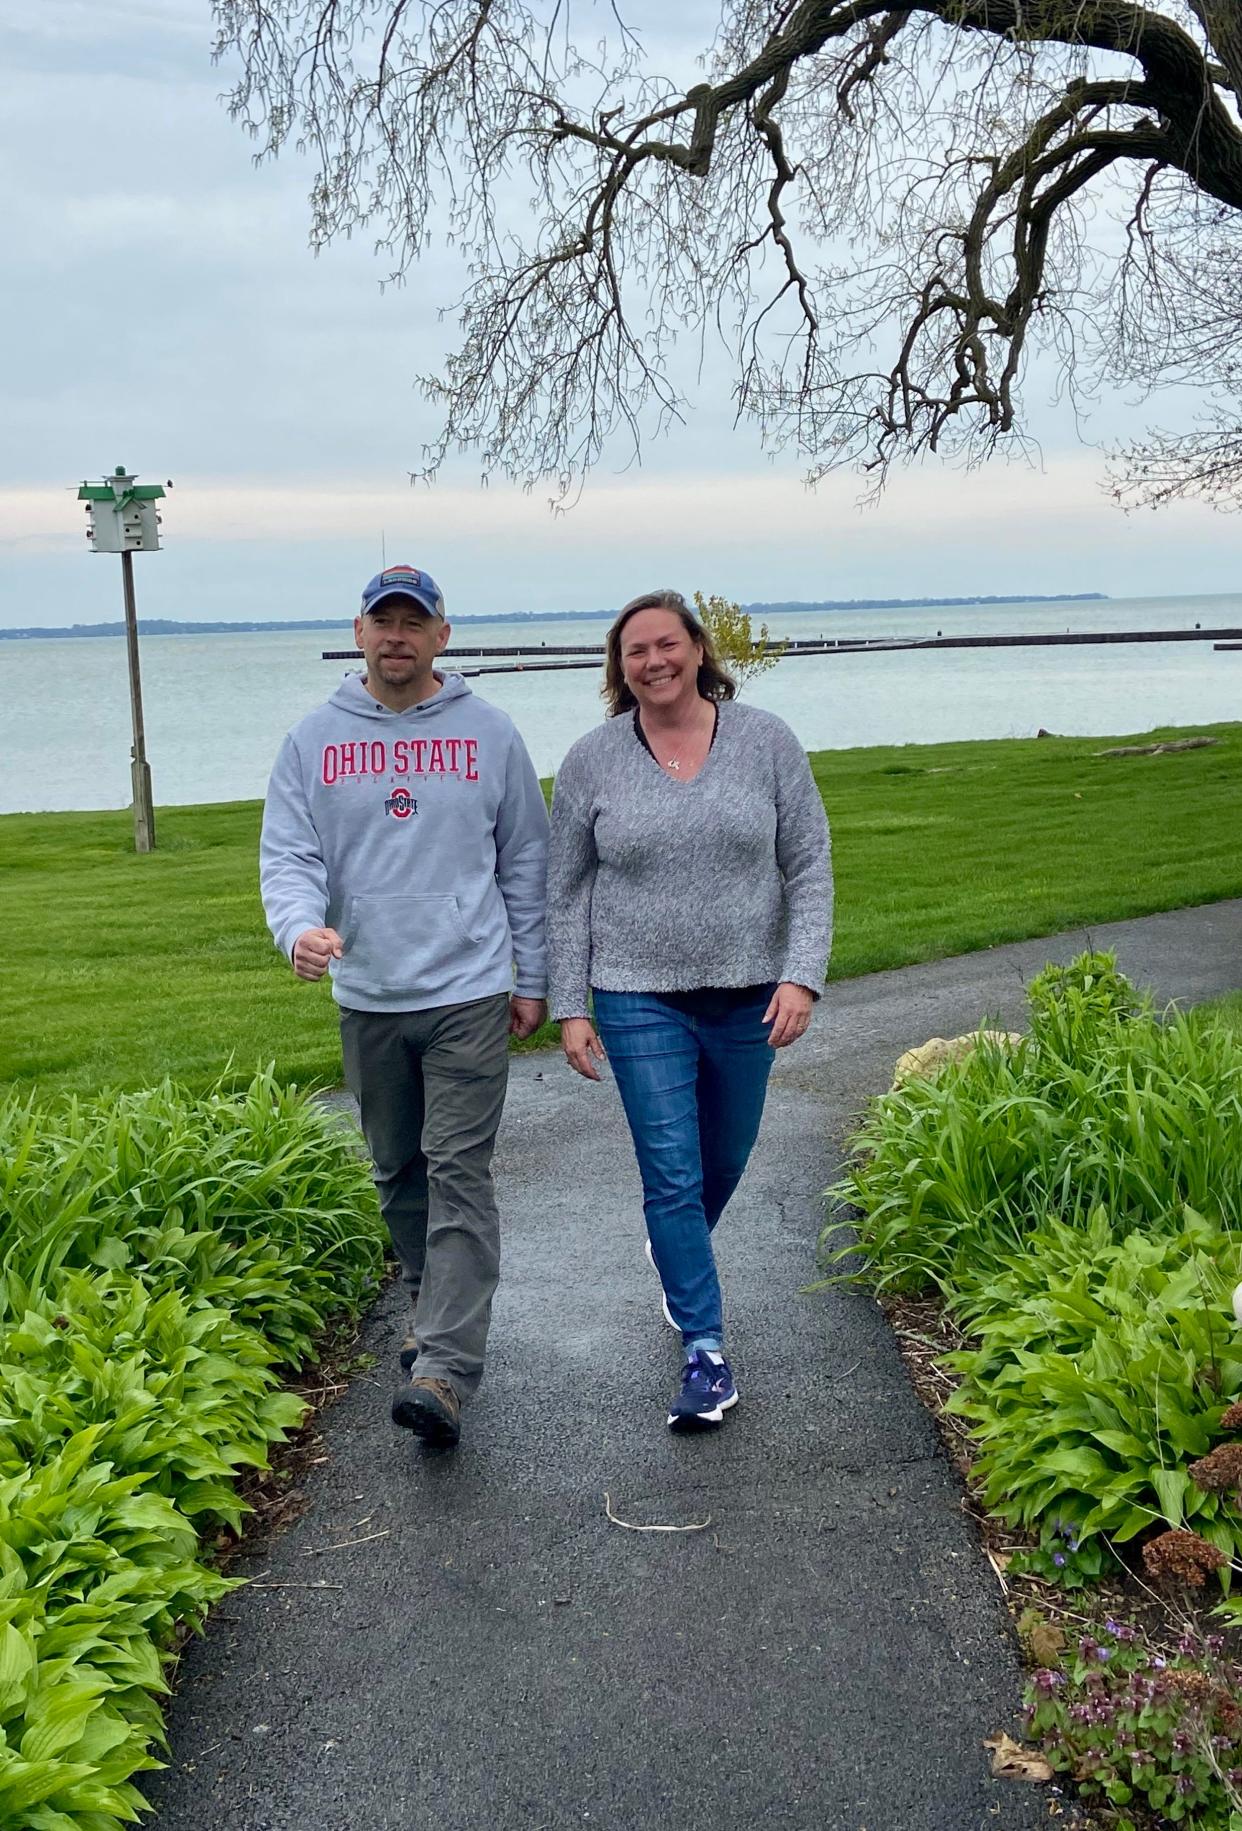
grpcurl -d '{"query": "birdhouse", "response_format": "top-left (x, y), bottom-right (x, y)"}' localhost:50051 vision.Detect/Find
top-left (79, 466), bottom-right (165, 553)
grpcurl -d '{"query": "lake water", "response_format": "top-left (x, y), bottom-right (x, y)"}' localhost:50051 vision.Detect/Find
top-left (2, 593), bottom-right (1239, 814)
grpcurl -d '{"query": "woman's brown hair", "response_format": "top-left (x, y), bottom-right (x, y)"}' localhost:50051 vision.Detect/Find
top-left (602, 590), bottom-right (737, 717)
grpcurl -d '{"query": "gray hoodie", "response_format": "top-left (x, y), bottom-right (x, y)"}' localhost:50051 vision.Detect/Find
top-left (260, 672), bottom-right (548, 1012)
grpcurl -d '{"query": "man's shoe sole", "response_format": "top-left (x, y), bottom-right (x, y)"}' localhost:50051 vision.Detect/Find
top-left (667, 1390), bottom-right (739, 1432)
top-left (392, 1388), bottom-right (460, 1446)
top-left (398, 1343), bottom-right (419, 1372)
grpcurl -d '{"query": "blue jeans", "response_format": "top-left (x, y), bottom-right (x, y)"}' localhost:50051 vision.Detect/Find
top-left (592, 987), bottom-right (776, 1350)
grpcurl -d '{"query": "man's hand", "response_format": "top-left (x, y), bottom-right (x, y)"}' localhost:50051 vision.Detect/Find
top-left (561, 1017), bottom-right (606, 1081)
top-left (763, 981), bottom-right (814, 1048)
top-left (509, 995), bottom-right (547, 1040)
top-left (292, 927), bottom-right (344, 981)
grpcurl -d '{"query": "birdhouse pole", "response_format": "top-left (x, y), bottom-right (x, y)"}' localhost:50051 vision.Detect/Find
top-left (119, 547), bottom-right (154, 853)
top-left (77, 466), bottom-right (166, 853)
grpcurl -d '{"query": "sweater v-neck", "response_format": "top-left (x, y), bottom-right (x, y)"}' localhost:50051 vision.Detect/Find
top-left (632, 701), bottom-right (721, 784)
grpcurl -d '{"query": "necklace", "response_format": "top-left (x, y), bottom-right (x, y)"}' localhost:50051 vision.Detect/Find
top-left (636, 702), bottom-right (718, 774)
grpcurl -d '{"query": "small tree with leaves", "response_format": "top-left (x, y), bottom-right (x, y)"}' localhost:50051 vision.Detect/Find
top-left (694, 592), bottom-right (788, 693)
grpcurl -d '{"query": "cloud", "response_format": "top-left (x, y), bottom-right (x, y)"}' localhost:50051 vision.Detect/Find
top-left (6, 451), bottom-right (1242, 629)
top-left (1, 459), bottom-right (1109, 550)
top-left (5, 0), bottom-right (1242, 636)
top-left (12, 0), bottom-right (212, 79)
top-left (0, 447), bottom-right (1202, 542)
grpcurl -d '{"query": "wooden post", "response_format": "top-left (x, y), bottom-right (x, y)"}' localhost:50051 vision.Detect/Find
top-left (120, 548), bottom-right (155, 853)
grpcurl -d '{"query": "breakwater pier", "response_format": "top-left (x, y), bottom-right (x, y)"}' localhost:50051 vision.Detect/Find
top-left (322, 625), bottom-right (1242, 677)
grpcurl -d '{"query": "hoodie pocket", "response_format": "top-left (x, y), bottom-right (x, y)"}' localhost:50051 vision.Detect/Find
top-left (338, 893), bottom-right (478, 998)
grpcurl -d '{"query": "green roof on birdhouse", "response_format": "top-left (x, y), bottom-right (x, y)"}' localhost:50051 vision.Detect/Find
top-left (78, 481), bottom-right (165, 503)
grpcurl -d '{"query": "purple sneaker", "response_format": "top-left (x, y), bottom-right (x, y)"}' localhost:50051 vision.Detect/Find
top-left (667, 1350), bottom-right (738, 1432)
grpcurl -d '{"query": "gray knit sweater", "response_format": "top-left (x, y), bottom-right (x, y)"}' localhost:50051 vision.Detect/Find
top-left (547, 700), bottom-right (832, 1020)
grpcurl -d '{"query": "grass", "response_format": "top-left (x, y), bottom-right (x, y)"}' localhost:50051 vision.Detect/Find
top-left (3, 720), bottom-right (1240, 1095)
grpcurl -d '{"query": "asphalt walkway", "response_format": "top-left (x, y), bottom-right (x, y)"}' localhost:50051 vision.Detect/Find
top-left (147, 899), bottom-right (1242, 1831)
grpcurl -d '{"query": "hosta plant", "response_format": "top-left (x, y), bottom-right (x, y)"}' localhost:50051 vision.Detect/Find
top-left (0, 1074), bottom-right (384, 1831)
top-left (946, 1212), bottom-right (1242, 1564)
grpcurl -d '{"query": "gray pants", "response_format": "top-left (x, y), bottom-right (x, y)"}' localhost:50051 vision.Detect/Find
top-left (340, 993), bottom-right (511, 1401)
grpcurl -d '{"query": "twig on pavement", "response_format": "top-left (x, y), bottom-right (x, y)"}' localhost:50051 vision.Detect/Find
top-left (304, 1528), bottom-right (391, 1556)
top-left (247, 1579), bottom-right (344, 1591)
top-left (604, 1491), bottom-right (711, 1533)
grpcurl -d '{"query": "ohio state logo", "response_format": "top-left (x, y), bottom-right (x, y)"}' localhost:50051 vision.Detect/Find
top-left (384, 789), bottom-right (418, 820)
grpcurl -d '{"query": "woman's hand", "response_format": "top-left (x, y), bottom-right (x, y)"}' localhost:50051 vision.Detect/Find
top-left (561, 1017), bottom-right (607, 1081)
top-left (763, 982), bottom-right (814, 1048)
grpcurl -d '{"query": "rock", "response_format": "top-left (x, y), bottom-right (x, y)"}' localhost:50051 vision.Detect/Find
top-left (892, 1031), bottom-right (1023, 1086)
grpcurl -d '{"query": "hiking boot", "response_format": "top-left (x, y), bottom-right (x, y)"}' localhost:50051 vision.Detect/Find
top-left (392, 1375), bottom-right (461, 1447)
top-left (667, 1350), bottom-right (738, 1433)
top-left (644, 1237), bottom-right (679, 1332)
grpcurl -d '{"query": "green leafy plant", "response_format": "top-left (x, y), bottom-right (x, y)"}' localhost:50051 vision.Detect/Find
top-left (0, 1074), bottom-right (385, 1830)
top-left (829, 953), bottom-right (1242, 1296)
top-left (1025, 949), bottom-right (1148, 1057)
top-left (692, 591), bottom-right (788, 692)
top-left (1009, 1517), bottom-right (1107, 1591)
top-left (1025, 1619), bottom-right (1242, 1827)
top-left (828, 952), bottom-right (1242, 1563)
top-left (945, 1213), bottom-right (1242, 1561)
top-left (829, 951), bottom-right (1242, 1808)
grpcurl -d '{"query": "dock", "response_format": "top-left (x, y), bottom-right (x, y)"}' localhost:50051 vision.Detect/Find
top-left (322, 626), bottom-right (1242, 676)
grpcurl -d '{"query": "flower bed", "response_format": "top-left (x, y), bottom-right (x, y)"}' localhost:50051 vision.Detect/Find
top-left (831, 954), bottom-right (1242, 1827)
top-left (0, 1072), bottom-right (384, 1829)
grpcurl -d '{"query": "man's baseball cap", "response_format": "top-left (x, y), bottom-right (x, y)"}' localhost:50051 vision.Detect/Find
top-left (359, 564), bottom-right (445, 619)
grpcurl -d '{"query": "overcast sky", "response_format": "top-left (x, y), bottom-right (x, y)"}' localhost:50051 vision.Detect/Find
top-left (4, 0), bottom-right (1241, 631)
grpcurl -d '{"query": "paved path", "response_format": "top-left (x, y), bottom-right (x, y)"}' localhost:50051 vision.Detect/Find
top-left (147, 900), bottom-right (1242, 1831)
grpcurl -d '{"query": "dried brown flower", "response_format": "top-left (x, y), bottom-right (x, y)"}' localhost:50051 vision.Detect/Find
top-left (1190, 1443), bottom-right (1242, 1495)
top-left (1221, 1401), bottom-right (1242, 1432)
top-left (1142, 1529), bottom-right (1229, 1589)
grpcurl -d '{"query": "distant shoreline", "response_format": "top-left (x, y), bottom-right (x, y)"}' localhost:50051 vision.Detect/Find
top-left (0, 593), bottom-right (1109, 640)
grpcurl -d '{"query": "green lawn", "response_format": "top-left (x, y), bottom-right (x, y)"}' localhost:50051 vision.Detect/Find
top-left (4, 721), bottom-right (1240, 1095)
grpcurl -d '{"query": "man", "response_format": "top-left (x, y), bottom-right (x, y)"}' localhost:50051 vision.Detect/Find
top-left (260, 563), bottom-right (548, 1449)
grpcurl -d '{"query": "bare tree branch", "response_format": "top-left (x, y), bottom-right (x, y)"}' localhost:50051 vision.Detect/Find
top-left (212, 0), bottom-right (1242, 505)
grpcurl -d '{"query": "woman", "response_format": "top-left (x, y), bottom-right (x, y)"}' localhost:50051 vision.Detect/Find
top-left (547, 590), bottom-right (832, 1431)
